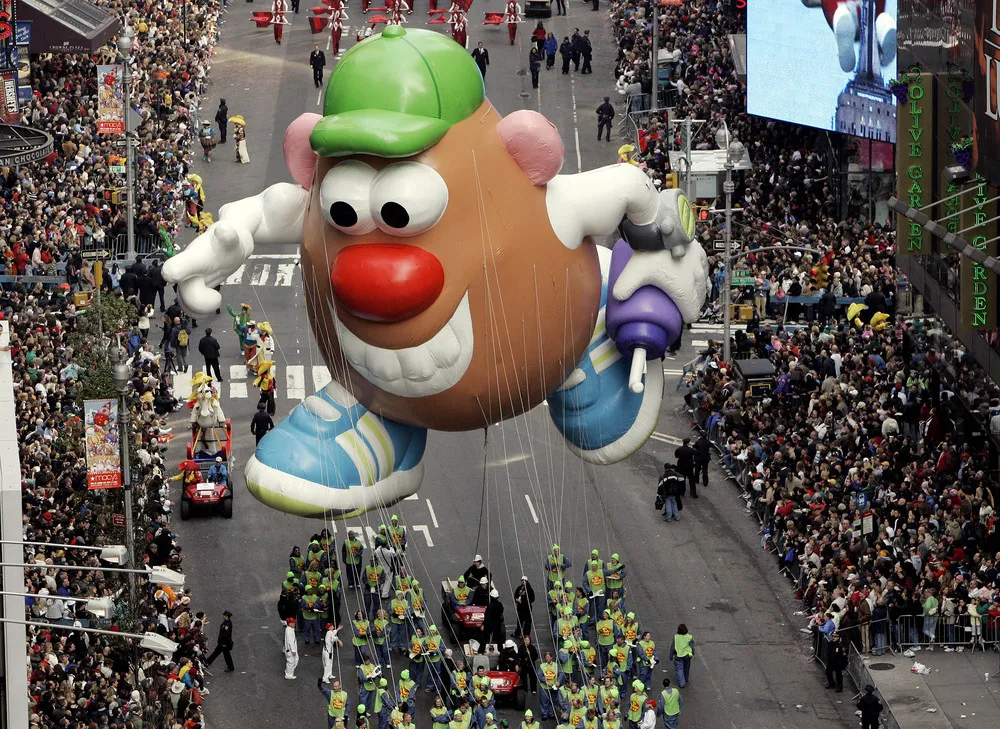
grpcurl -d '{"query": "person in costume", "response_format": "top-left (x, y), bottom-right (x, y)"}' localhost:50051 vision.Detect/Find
top-left (199, 121), bottom-right (218, 162)
top-left (227, 303), bottom-right (255, 365)
top-left (331, 3), bottom-right (349, 55)
top-left (800, 0), bottom-right (895, 73)
top-left (273, 0), bottom-right (290, 44)
top-left (248, 320), bottom-right (276, 369)
top-left (503, 1), bottom-right (522, 46)
top-left (255, 360), bottom-right (278, 415)
top-left (231, 115), bottom-right (250, 164)
top-left (450, 7), bottom-right (468, 48)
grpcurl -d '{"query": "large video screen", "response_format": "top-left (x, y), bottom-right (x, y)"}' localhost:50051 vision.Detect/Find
top-left (747, 0), bottom-right (898, 142)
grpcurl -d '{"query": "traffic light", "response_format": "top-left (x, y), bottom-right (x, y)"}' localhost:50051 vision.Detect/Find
top-left (811, 265), bottom-right (829, 290)
top-left (692, 205), bottom-right (709, 221)
top-left (663, 173), bottom-right (678, 189)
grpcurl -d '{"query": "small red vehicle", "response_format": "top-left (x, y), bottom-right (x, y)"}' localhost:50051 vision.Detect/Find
top-left (486, 669), bottom-right (525, 710)
top-left (440, 579), bottom-right (486, 640)
top-left (180, 421), bottom-right (234, 520)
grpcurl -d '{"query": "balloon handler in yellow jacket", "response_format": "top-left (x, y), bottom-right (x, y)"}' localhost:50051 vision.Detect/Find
top-left (162, 26), bottom-right (709, 519)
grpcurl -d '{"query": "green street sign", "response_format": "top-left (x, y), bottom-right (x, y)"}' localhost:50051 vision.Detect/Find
top-left (732, 270), bottom-right (754, 286)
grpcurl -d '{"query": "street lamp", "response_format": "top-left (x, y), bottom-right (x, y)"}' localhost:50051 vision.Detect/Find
top-left (0, 617), bottom-right (179, 657)
top-left (109, 345), bottom-right (138, 616)
top-left (118, 26), bottom-right (137, 260)
top-left (0, 540), bottom-right (129, 565)
top-left (716, 122), bottom-right (745, 363)
top-left (0, 591), bottom-right (115, 619)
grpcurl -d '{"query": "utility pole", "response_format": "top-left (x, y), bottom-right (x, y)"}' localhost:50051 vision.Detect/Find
top-left (651, 2), bottom-right (658, 110)
top-left (0, 320), bottom-right (29, 729)
top-left (121, 27), bottom-right (137, 260)
top-left (109, 347), bottom-right (137, 615)
top-left (684, 118), bottom-right (693, 199)
top-left (715, 122), bottom-right (745, 363)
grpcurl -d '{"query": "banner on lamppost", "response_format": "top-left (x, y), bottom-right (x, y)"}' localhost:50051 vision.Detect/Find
top-left (84, 399), bottom-right (122, 490)
top-left (97, 65), bottom-right (125, 134)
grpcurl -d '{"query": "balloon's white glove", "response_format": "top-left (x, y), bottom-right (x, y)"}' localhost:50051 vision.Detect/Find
top-left (612, 238), bottom-right (710, 324)
top-left (162, 221), bottom-right (254, 315)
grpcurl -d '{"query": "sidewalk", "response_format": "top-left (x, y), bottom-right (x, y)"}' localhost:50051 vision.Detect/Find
top-left (864, 648), bottom-right (1000, 728)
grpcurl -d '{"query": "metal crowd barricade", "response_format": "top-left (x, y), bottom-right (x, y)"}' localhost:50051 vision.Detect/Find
top-left (892, 612), bottom-right (1000, 651)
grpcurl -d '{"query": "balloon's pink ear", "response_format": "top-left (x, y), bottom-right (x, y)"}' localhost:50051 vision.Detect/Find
top-left (284, 113), bottom-right (323, 190)
top-left (496, 110), bottom-right (564, 186)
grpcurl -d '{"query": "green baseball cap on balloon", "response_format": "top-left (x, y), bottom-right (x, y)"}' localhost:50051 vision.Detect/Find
top-left (311, 26), bottom-right (486, 158)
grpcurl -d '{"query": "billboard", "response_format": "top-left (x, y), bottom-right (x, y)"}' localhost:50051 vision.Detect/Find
top-left (84, 399), bottom-right (122, 490)
top-left (895, 72), bottom-right (934, 255)
top-left (974, 0), bottom-right (1000, 183)
top-left (0, 0), bottom-right (14, 69)
top-left (747, 0), bottom-right (897, 141)
top-left (960, 177), bottom-right (998, 329)
top-left (97, 65), bottom-right (125, 134)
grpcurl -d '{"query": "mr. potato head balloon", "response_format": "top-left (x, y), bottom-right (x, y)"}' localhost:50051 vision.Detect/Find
top-left (163, 26), bottom-right (708, 519)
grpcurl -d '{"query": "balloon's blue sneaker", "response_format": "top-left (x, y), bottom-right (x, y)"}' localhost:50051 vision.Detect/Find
top-left (547, 253), bottom-right (664, 465)
top-left (245, 380), bottom-right (427, 518)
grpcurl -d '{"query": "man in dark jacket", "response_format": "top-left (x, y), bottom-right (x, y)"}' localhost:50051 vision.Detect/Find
top-left (570, 29), bottom-right (582, 71)
top-left (198, 328), bottom-right (223, 382)
top-left (818, 288), bottom-right (837, 325)
top-left (674, 438), bottom-right (698, 498)
top-left (693, 435), bottom-right (711, 487)
top-left (559, 37), bottom-right (572, 74)
top-left (579, 30), bottom-right (593, 74)
top-left (479, 593), bottom-right (505, 652)
top-left (856, 685), bottom-right (882, 729)
top-left (658, 464), bottom-right (686, 521)
top-left (119, 267), bottom-right (139, 297)
top-left (251, 402), bottom-right (275, 445)
top-left (206, 610), bottom-right (235, 672)
top-left (596, 97), bottom-right (614, 142)
top-left (215, 99), bottom-right (229, 144)
top-left (824, 631), bottom-right (847, 691)
top-left (150, 260), bottom-right (167, 311)
top-left (513, 577), bottom-right (535, 638)
top-left (309, 45), bottom-right (327, 88)
top-left (471, 42), bottom-right (490, 78)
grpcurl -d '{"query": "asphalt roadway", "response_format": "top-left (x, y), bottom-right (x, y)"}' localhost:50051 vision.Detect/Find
top-left (166, 6), bottom-right (859, 729)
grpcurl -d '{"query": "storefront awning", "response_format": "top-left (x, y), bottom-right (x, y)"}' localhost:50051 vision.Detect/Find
top-left (16, 0), bottom-right (120, 55)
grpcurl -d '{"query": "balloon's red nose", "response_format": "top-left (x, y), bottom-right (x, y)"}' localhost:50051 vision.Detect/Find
top-left (330, 244), bottom-right (445, 323)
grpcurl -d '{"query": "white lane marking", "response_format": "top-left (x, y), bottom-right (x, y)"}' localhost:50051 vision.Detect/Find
top-left (172, 367), bottom-right (192, 398)
top-left (275, 263), bottom-right (296, 286)
top-left (649, 432), bottom-right (683, 446)
top-left (286, 365), bottom-right (306, 400)
top-left (249, 254), bottom-right (300, 260)
top-left (662, 369), bottom-right (684, 375)
top-left (317, 89), bottom-right (323, 106)
top-left (487, 453), bottom-right (531, 467)
top-left (230, 364), bottom-right (246, 381)
top-left (570, 72), bottom-right (582, 172)
top-left (692, 339), bottom-right (709, 348)
top-left (313, 365), bottom-right (332, 393)
top-left (225, 265), bottom-right (245, 285)
top-left (404, 494), bottom-right (419, 501)
top-left (230, 380), bottom-right (248, 399)
top-left (249, 264), bottom-right (271, 286)
top-left (426, 499), bottom-right (439, 528)
top-left (524, 494), bottom-right (540, 524)
top-left (412, 525), bottom-right (434, 548)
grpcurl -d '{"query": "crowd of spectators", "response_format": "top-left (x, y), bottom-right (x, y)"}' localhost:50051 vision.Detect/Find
top-left (1, 0), bottom-right (219, 274)
top-left (4, 3), bottom-right (224, 729)
top-left (608, 0), bottom-right (898, 326)
top-left (606, 0), bottom-right (1000, 664)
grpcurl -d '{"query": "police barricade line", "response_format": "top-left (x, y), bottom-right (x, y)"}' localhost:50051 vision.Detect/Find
top-left (892, 613), bottom-right (1000, 651)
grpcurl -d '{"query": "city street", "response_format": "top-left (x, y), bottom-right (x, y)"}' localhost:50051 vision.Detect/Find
top-left (168, 6), bottom-right (857, 729)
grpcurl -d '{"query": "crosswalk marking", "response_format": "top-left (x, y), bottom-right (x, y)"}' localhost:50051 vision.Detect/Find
top-left (173, 367), bottom-right (192, 399)
top-left (274, 263), bottom-right (297, 286)
top-left (313, 365), bottom-right (332, 392)
top-left (286, 365), bottom-right (306, 400)
top-left (412, 525), bottom-right (434, 548)
top-left (229, 365), bottom-right (248, 399)
top-left (249, 264), bottom-right (271, 286)
top-left (649, 431), bottom-right (683, 446)
top-left (692, 339), bottom-right (709, 348)
top-left (223, 262), bottom-right (297, 287)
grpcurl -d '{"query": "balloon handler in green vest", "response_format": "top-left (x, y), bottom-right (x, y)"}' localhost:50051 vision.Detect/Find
top-left (656, 678), bottom-right (683, 729)
top-left (318, 677), bottom-right (352, 729)
top-left (162, 24), bottom-right (710, 521)
top-left (668, 625), bottom-right (694, 689)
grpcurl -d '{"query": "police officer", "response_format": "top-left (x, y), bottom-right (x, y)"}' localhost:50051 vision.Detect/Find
top-left (596, 97), bottom-right (614, 142)
top-left (251, 401), bottom-right (274, 445)
top-left (674, 439), bottom-right (698, 498)
top-left (206, 609), bottom-right (235, 672)
top-left (857, 684), bottom-right (883, 729)
top-left (579, 30), bottom-right (593, 74)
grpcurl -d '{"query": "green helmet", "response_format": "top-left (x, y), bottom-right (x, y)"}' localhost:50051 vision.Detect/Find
top-left (311, 26), bottom-right (485, 159)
